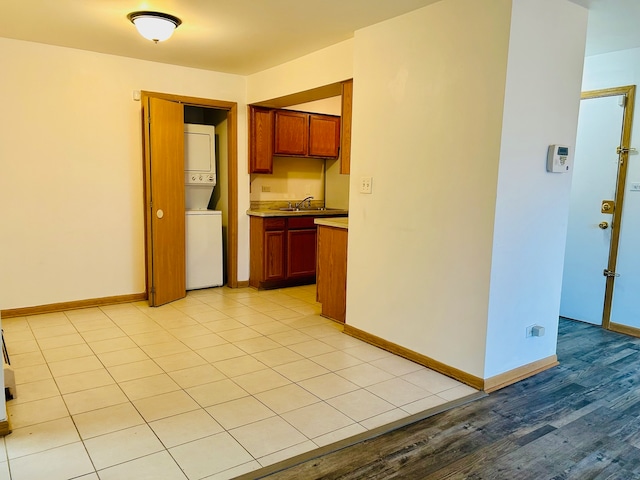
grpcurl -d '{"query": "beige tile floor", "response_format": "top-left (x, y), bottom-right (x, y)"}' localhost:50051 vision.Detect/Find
top-left (0, 285), bottom-right (478, 480)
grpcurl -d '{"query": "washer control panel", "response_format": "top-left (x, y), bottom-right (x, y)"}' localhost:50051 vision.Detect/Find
top-left (185, 173), bottom-right (216, 185)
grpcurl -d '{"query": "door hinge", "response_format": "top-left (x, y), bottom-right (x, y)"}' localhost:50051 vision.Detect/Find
top-left (616, 146), bottom-right (637, 155)
top-left (603, 269), bottom-right (620, 278)
top-left (150, 287), bottom-right (156, 294)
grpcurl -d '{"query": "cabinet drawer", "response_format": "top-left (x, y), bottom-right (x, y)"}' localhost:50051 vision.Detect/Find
top-left (288, 217), bottom-right (317, 229)
top-left (264, 218), bottom-right (286, 230)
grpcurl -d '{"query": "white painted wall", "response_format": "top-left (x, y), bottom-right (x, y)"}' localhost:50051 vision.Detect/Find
top-left (346, 0), bottom-right (512, 378)
top-left (0, 38), bottom-right (247, 309)
top-left (283, 97), bottom-right (342, 115)
top-left (246, 40), bottom-right (353, 104)
top-left (0, 0), bottom-right (591, 384)
top-left (582, 47), bottom-right (640, 329)
top-left (484, 0), bottom-right (588, 378)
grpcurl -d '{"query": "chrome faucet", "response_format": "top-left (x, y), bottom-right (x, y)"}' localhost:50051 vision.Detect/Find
top-left (295, 196), bottom-right (314, 209)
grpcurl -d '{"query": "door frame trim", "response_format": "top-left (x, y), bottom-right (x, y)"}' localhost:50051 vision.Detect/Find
top-left (141, 91), bottom-right (239, 296)
top-left (581, 85), bottom-right (636, 329)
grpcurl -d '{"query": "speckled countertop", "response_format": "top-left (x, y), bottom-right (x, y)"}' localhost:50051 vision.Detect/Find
top-left (247, 208), bottom-right (348, 218)
top-left (246, 201), bottom-right (348, 218)
top-left (314, 217), bottom-right (349, 229)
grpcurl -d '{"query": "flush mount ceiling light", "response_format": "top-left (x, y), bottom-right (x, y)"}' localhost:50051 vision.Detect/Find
top-left (127, 11), bottom-right (182, 43)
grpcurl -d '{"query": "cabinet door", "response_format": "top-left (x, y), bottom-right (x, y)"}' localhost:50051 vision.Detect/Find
top-left (264, 230), bottom-right (286, 281)
top-left (309, 114), bottom-right (340, 158)
top-left (274, 111), bottom-right (308, 156)
top-left (249, 107), bottom-right (274, 173)
top-left (287, 229), bottom-right (317, 278)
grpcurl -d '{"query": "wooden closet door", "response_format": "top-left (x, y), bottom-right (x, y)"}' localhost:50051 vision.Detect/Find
top-left (143, 97), bottom-right (186, 306)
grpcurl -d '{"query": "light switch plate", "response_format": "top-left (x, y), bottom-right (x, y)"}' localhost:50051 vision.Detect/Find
top-left (360, 176), bottom-right (373, 194)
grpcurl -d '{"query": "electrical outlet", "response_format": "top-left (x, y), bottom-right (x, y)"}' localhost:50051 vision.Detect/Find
top-left (526, 325), bottom-right (545, 338)
top-left (261, 185), bottom-right (271, 193)
top-left (360, 176), bottom-right (373, 194)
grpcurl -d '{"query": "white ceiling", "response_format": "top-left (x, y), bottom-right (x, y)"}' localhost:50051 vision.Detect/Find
top-left (575, 0), bottom-right (640, 56)
top-left (0, 0), bottom-right (638, 75)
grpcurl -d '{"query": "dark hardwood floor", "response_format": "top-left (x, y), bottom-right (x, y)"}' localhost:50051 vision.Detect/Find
top-left (256, 318), bottom-right (640, 479)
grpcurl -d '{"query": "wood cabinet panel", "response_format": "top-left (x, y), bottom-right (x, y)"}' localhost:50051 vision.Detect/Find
top-left (287, 217), bottom-right (316, 229)
top-left (249, 217), bottom-right (263, 289)
top-left (309, 114), bottom-right (340, 158)
top-left (287, 229), bottom-right (317, 279)
top-left (274, 110), bottom-right (308, 156)
top-left (264, 218), bottom-right (286, 230)
top-left (249, 107), bottom-right (274, 173)
top-left (317, 225), bottom-right (348, 322)
top-left (340, 79), bottom-right (353, 174)
top-left (264, 230), bottom-right (285, 281)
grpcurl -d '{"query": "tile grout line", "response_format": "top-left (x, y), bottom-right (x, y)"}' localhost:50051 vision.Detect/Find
top-left (2, 285), bottom-right (478, 479)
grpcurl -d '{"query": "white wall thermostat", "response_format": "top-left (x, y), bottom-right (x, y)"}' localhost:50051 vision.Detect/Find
top-left (547, 144), bottom-right (570, 173)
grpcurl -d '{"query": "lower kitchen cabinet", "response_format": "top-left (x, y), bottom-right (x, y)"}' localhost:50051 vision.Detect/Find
top-left (264, 230), bottom-right (285, 282)
top-left (250, 216), bottom-right (317, 289)
top-left (287, 228), bottom-right (317, 278)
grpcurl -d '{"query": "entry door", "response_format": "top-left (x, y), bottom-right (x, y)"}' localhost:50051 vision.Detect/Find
top-left (560, 86), bottom-right (634, 326)
top-left (143, 97), bottom-right (186, 306)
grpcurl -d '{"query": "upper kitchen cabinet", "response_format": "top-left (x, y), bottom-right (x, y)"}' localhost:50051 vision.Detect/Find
top-left (249, 107), bottom-right (274, 174)
top-left (248, 80), bottom-right (353, 175)
top-left (274, 110), bottom-right (340, 159)
top-left (274, 110), bottom-right (309, 156)
top-left (309, 114), bottom-right (341, 157)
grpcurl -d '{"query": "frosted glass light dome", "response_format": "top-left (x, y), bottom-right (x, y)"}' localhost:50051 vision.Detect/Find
top-left (127, 11), bottom-right (182, 43)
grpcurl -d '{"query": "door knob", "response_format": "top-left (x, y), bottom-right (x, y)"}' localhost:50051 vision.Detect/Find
top-left (156, 209), bottom-right (164, 219)
top-left (599, 221), bottom-right (608, 229)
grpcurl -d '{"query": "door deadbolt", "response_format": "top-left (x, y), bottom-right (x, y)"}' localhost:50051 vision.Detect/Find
top-left (599, 221), bottom-right (609, 230)
top-left (601, 200), bottom-right (615, 214)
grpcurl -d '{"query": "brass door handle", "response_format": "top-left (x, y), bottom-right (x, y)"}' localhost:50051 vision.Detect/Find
top-left (599, 221), bottom-right (609, 229)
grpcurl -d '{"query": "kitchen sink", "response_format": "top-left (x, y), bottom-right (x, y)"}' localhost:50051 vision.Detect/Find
top-left (276, 207), bottom-right (338, 212)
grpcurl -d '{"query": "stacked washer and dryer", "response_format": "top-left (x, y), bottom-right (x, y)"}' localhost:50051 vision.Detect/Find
top-left (184, 124), bottom-right (223, 290)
